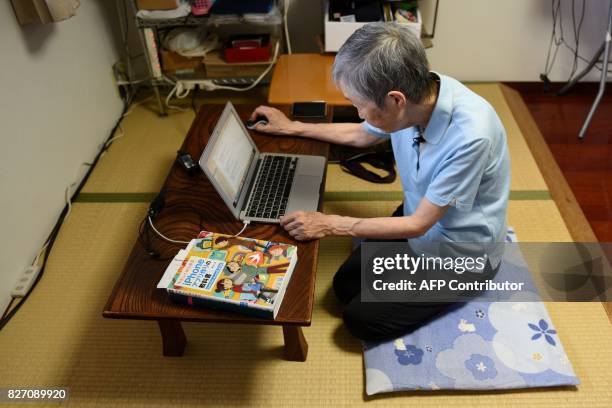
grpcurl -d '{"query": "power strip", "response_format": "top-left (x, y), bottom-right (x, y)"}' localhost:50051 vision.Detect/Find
top-left (11, 265), bottom-right (42, 298)
top-left (143, 28), bottom-right (162, 80)
top-left (175, 79), bottom-right (216, 92)
top-left (212, 77), bottom-right (268, 85)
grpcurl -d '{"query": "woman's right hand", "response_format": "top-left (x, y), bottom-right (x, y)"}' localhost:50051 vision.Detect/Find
top-left (248, 105), bottom-right (297, 136)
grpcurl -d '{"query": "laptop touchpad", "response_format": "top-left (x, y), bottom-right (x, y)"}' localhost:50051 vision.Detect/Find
top-left (296, 156), bottom-right (326, 176)
top-left (286, 176), bottom-right (321, 212)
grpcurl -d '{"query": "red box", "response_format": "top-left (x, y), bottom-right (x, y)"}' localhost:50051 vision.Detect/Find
top-left (224, 36), bottom-right (272, 63)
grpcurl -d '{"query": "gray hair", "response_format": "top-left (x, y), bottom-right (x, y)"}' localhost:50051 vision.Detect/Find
top-left (332, 22), bottom-right (433, 108)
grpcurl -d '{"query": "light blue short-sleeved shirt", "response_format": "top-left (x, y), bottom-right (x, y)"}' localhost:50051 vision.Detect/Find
top-left (363, 73), bottom-right (510, 252)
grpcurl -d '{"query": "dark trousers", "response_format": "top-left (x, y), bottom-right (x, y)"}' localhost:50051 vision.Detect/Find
top-left (332, 204), bottom-right (461, 341)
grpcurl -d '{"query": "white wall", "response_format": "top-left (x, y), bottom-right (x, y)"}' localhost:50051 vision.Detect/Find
top-left (288, 0), bottom-right (610, 82)
top-left (425, 0), bottom-right (610, 82)
top-left (0, 1), bottom-right (124, 312)
top-left (285, 0), bottom-right (325, 53)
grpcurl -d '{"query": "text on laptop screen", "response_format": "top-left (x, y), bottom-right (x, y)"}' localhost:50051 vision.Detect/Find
top-left (204, 111), bottom-right (256, 205)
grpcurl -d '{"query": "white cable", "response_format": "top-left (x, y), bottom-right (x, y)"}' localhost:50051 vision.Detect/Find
top-left (63, 159), bottom-right (92, 219)
top-left (100, 114), bottom-right (130, 157)
top-left (33, 241), bottom-right (50, 266)
top-left (148, 216), bottom-right (191, 245)
top-left (165, 83), bottom-right (191, 112)
top-left (64, 181), bottom-right (77, 218)
top-left (101, 94), bottom-right (156, 156)
top-left (116, 78), bottom-right (148, 86)
top-left (284, 0), bottom-right (292, 54)
top-left (165, 83), bottom-right (178, 106)
top-left (232, 220), bottom-right (251, 238)
top-left (122, 95), bottom-right (154, 118)
top-left (165, 38), bottom-right (280, 95)
top-left (176, 84), bottom-right (191, 99)
top-left (31, 167), bottom-right (81, 267)
top-left (102, 125), bottom-right (125, 151)
top-left (161, 75), bottom-right (178, 85)
top-left (210, 41), bottom-right (281, 92)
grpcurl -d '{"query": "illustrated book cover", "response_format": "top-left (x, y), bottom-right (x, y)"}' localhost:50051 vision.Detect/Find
top-left (157, 231), bottom-right (298, 319)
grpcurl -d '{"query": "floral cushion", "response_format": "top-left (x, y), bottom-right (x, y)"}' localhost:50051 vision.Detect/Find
top-left (363, 229), bottom-right (580, 395)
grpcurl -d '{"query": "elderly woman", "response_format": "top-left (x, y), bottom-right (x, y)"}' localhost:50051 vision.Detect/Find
top-left (248, 23), bottom-right (510, 341)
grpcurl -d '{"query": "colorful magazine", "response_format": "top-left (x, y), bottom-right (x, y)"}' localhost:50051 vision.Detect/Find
top-left (157, 231), bottom-right (298, 319)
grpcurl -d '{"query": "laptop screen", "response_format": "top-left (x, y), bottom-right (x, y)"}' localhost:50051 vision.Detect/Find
top-left (203, 109), bottom-right (256, 205)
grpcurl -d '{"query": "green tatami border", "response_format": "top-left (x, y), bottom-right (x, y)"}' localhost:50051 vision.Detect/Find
top-left (76, 192), bottom-right (158, 203)
top-left (75, 190), bottom-right (551, 203)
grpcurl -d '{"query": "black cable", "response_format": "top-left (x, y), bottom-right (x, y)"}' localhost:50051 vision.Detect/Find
top-left (543, 0), bottom-right (569, 77)
top-left (137, 168), bottom-right (208, 260)
top-left (542, 0), bottom-right (562, 88)
top-left (567, 0), bottom-right (586, 81)
top-left (561, 42), bottom-right (612, 73)
top-left (543, 0), bottom-right (611, 86)
top-left (570, 0), bottom-right (578, 79)
top-left (1, 298), bottom-right (16, 320)
top-left (0, 94), bottom-right (134, 331)
top-left (140, 200), bottom-right (208, 261)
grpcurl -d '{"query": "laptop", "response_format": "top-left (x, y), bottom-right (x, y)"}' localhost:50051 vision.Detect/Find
top-left (199, 102), bottom-right (326, 223)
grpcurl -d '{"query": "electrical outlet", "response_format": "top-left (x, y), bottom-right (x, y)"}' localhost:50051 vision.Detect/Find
top-left (11, 265), bottom-right (42, 298)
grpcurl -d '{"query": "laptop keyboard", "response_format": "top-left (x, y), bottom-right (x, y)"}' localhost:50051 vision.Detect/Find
top-left (245, 156), bottom-right (297, 220)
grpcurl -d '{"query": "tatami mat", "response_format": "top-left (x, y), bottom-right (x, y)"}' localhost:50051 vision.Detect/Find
top-left (325, 163), bottom-right (405, 192)
top-left (467, 84), bottom-right (549, 192)
top-left (82, 105), bottom-right (194, 194)
top-left (0, 203), bottom-right (610, 407)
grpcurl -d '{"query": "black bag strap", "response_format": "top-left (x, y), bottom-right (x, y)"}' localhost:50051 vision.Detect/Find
top-left (339, 151), bottom-right (396, 184)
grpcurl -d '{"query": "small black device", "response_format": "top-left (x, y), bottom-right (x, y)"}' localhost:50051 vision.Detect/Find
top-left (176, 150), bottom-right (199, 176)
top-left (292, 101), bottom-right (327, 118)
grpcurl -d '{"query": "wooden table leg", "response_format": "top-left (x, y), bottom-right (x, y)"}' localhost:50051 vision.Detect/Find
top-left (157, 320), bottom-right (186, 357)
top-left (282, 326), bottom-right (308, 361)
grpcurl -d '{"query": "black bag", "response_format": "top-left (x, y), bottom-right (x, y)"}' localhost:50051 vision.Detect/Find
top-left (339, 151), bottom-right (396, 184)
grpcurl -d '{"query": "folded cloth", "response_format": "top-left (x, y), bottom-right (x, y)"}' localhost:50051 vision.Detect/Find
top-left (163, 28), bottom-right (219, 57)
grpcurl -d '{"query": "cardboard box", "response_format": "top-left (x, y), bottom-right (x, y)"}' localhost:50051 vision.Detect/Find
top-left (160, 49), bottom-right (206, 76)
top-left (323, 1), bottom-right (422, 52)
top-left (11, 0), bottom-right (53, 24)
top-left (136, 0), bottom-right (179, 10)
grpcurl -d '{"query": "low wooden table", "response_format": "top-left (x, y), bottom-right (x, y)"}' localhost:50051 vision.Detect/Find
top-left (103, 104), bottom-right (329, 361)
top-left (268, 54), bottom-right (351, 106)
